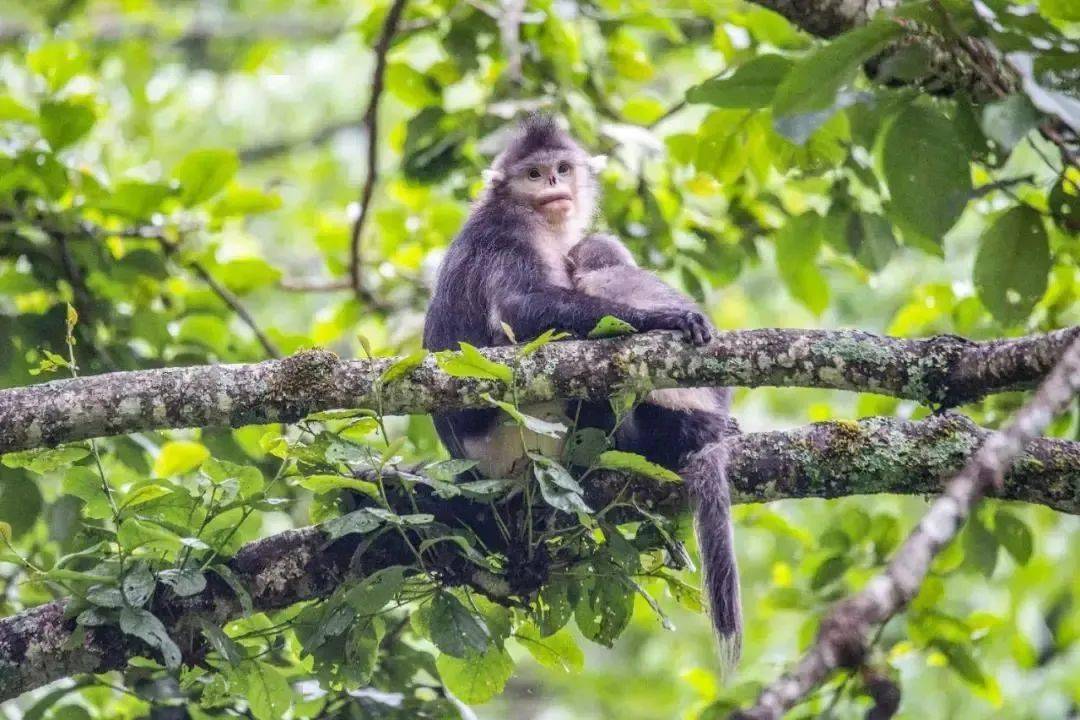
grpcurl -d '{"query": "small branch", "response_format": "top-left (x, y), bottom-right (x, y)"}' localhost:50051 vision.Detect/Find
top-left (736, 335), bottom-right (1080, 719)
top-left (347, 0), bottom-right (409, 306)
top-left (184, 259), bottom-right (283, 359)
top-left (0, 14), bottom-right (347, 46)
top-left (1, 327), bottom-right (1078, 454)
top-left (50, 233), bottom-right (120, 370)
top-left (1, 414), bottom-right (1077, 703)
top-left (498, 0), bottom-right (527, 85)
top-left (154, 238), bottom-right (282, 360)
top-left (238, 117), bottom-right (362, 163)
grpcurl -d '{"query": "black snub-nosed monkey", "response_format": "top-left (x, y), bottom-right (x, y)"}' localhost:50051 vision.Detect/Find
top-left (422, 115), bottom-right (738, 664)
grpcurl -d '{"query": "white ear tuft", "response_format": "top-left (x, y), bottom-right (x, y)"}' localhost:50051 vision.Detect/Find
top-left (481, 169), bottom-right (505, 186)
top-left (587, 154), bottom-right (608, 173)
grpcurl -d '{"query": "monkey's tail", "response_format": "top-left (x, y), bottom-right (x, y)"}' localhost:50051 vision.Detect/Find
top-left (683, 442), bottom-right (742, 671)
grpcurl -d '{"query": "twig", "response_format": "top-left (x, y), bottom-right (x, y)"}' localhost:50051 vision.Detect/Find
top-left (238, 117), bottom-right (362, 163)
top-left (971, 174), bottom-right (1035, 198)
top-left (155, 237), bottom-right (282, 359)
top-left (736, 335), bottom-right (1080, 720)
top-left (346, 0), bottom-right (409, 305)
top-left (498, 0), bottom-right (527, 85)
top-left (50, 233), bottom-right (119, 370)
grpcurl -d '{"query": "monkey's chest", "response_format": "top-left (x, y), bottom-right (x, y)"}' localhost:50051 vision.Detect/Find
top-left (461, 402), bottom-right (569, 478)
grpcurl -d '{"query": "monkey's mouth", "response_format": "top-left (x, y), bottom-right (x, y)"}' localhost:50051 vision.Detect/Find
top-left (535, 193), bottom-right (573, 207)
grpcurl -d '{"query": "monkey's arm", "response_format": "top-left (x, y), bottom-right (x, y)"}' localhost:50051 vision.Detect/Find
top-left (499, 286), bottom-right (710, 344)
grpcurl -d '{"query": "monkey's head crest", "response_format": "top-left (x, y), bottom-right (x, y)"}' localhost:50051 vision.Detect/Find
top-left (482, 114), bottom-right (605, 233)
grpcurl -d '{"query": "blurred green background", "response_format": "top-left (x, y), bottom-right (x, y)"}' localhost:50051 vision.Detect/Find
top-left (1, 1), bottom-right (1078, 718)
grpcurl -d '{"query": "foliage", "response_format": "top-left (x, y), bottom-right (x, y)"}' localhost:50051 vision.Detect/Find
top-left (0, 1), bottom-right (1078, 719)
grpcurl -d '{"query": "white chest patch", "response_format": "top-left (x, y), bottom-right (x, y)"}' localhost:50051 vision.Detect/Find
top-left (532, 224), bottom-right (581, 289)
top-left (461, 402), bottom-right (570, 478)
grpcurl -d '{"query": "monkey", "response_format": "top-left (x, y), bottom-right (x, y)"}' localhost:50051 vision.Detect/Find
top-left (422, 115), bottom-right (710, 479)
top-left (567, 233), bottom-right (742, 665)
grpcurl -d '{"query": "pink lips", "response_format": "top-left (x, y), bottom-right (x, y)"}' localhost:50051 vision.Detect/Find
top-left (536, 193), bottom-right (572, 206)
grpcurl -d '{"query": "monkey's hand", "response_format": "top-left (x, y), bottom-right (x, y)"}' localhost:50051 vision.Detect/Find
top-left (639, 309), bottom-right (712, 346)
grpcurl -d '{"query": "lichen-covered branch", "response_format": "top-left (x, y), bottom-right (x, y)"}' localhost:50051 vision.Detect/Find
top-left (2, 414), bottom-right (1078, 703)
top-left (736, 336), bottom-right (1080, 720)
top-left (1, 327), bottom-right (1077, 454)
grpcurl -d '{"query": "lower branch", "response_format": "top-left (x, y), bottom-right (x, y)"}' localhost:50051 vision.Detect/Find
top-left (737, 337), bottom-right (1080, 719)
top-left (2, 415), bottom-right (1077, 703)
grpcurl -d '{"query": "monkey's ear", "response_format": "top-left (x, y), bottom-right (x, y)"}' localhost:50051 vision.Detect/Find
top-left (482, 169), bottom-right (505, 185)
top-left (587, 154), bottom-right (608, 173)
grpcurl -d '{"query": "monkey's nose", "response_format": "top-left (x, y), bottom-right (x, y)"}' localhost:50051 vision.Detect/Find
top-left (548, 175), bottom-right (557, 186)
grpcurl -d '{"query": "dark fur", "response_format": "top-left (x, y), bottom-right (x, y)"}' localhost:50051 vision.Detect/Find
top-left (568, 234), bottom-right (743, 665)
top-left (422, 117), bottom-right (709, 462)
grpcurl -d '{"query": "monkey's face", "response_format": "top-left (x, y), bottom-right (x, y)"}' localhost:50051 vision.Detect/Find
top-left (506, 153), bottom-right (581, 223)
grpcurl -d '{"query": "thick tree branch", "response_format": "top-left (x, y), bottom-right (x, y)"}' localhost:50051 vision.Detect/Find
top-left (2, 414), bottom-right (1078, 703)
top-left (1, 327), bottom-right (1077, 454)
top-left (736, 335), bottom-right (1080, 720)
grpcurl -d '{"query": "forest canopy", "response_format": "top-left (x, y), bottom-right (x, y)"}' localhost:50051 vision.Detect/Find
top-left (0, 1), bottom-right (1078, 719)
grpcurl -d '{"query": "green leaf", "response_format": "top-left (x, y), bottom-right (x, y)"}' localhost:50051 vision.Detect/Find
top-left (962, 514), bottom-right (999, 578)
top-left (153, 441), bottom-right (210, 478)
top-left (882, 105), bottom-right (973, 247)
top-left (536, 580), bottom-right (575, 637)
top-left (0, 95), bottom-right (37, 123)
top-left (932, 639), bottom-right (986, 688)
top-left (0, 521), bottom-right (10, 545)
top-left (435, 646), bottom-right (514, 705)
top-left (686, 55), bottom-right (793, 109)
top-left (119, 607), bottom-right (182, 669)
top-left (532, 457), bottom-right (592, 515)
top-left (519, 328), bottom-right (570, 356)
top-left (515, 623), bottom-right (584, 672)
top-left (595, 450), bottom-right (681, 483)
top-left (322, 509), bottom-right (384, 540)
top-left (158, 567), bottom-right (208, 596)
top-left (196, 617), bottom-right (243, 665)
top-left (588, 315), bottom-right (636, 339)
top-left (379, 350), bottom-right (427, 384)
top-left (211, 185), bottom-right (282, 218)
top-left (173, 149), bottom-right (239, 206)
top-left (435, 342), bottom-right (513, 384)
top-left (993, 509), bottom-right (1033, 565)
top-left (429, 592), bottom-right (492, 658)
top-left (242, 660), bottom-right (292, 720)
top-left (846, 213), bottom-right (897, 272)
top-left (486, 395), bottom-right (567, 438)
top-left (772, 20), bottom-right (904, 126)
top-left (213, 258), bottom-right (282, 294)
top-left (121, 562), bottom-right (157, 606)
top-left (96, 181), bottom-right (173, 220)
top-left (295, 474), bottom-right (380, 499)
top-left (973, 206), bottom-right (1049, 325)
top-left (774, 214), bottom-right (829, 315)
top-left (810, 555), bottom-right (851, 590)
top-left (39, 100), bottom-right (96, 150)
top-left (980, 95), bottom-right (1041, 153)
top-left (120, 484), bottom-right (173, 511)
top-left (575, 575), bottom-right (634, 647)
top-left (3, 445), bottom-right (89, 474)
top-left (565, 427), bottom-right (610, 467)
top-left (344, 566), bottom-right (407, 615)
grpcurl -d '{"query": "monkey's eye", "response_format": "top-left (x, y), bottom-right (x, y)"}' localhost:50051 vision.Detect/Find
top-left (557, 162), bottom-right (572, 175)
top-left (528, 168), bottom-right (542, 180)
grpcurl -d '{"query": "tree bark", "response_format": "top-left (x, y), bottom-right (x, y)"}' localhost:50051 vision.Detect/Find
top-left (737, 336), bottom-right (1080, 719)
top-left (1, 327), bottom-right (1076, 454)
top-left (2, 414), bottom-right (1078, 703)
